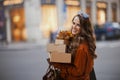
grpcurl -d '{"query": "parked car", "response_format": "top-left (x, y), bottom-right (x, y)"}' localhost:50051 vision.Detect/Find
top-left (94, 22), bottom-right (120, 40)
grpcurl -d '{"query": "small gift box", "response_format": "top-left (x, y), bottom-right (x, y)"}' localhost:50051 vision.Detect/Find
top-left (47, 43), bottom-right (66, 53)
top-left (55, 39), bottom-right (64, 45)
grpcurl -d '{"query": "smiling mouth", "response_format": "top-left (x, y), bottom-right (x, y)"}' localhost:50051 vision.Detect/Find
top-left (73, 29), bottom-right (77, 32)
top-left (72, 29), bottom-right (77, 34)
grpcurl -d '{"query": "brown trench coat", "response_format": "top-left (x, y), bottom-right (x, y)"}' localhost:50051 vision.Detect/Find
top-left (52, 42), bottom-right (94, 80)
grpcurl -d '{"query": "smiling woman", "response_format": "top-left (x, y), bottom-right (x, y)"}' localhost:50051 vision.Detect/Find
top-left (50, 10), bottom-right (97, 80)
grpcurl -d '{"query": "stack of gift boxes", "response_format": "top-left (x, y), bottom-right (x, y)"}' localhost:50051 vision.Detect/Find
top-left (47, 39), bottom-right (71, 63)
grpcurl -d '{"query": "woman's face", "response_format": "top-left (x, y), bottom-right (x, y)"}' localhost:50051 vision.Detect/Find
top-left (71, 16), bottom-right (81, 35)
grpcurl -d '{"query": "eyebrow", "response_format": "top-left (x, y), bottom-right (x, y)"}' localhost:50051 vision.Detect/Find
top-left (73, 21), bottom-right (80, 25)
top-left (72, 21), bottom-right (81, 27)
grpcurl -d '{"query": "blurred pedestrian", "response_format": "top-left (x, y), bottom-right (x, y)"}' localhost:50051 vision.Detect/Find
top-left (49, 30), bottom-right (57, 43)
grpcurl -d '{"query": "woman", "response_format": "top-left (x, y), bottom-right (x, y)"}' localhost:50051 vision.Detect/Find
top-left (51, 11), bottom-right (97, 80)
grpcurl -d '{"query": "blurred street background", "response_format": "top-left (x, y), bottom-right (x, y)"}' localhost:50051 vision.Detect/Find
top-left (0, 0), bottom-right (120, 80)
top-left (0, 40), bottom-right (120, 80)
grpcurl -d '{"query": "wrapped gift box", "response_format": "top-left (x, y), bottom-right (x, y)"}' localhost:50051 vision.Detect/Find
top-left (55, 39), bottom-right (64, 44)
top-left (47, 38), bottom-right (71, 63)
top-left (47, 43), bottom-right (66, 53)
top-left (50, 52), bottom-right (71, 63)
top-left (55, 39), bottom-right (70, 45)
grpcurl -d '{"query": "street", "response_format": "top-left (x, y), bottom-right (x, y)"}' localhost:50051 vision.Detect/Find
top-left (0, 45), bottom-right (49, 80)
top-left (95, 40), bottom-right (120, 80)
top-left (0, 40), bottom-right (120, 80)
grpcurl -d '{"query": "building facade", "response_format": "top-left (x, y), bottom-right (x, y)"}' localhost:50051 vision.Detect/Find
top-left (2, 0), bottom-right (120, 43)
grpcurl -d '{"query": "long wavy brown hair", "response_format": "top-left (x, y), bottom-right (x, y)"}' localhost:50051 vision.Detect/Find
top-left (68, 14), bottom-right (97, 60)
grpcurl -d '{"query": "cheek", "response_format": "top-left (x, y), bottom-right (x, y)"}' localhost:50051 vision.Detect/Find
top-left (77, 27), bottom-right (80, 32)
top-left (71, 27), bottom-right (81, 35)
top-left (71, 24), bottom-right (74, 28)
top-left (75, 28), bottom-right (80, 35)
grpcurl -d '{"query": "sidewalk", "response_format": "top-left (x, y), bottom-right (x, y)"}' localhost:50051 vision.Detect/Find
top-left (0, 41), bottom-right (48, 50)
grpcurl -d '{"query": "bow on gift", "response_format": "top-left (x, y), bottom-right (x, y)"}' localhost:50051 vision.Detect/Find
top-left (56, 30), bottom-right (73, 40)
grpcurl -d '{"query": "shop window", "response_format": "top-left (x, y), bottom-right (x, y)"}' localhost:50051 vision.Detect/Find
top-left (65, 0), bottom-right (80, 6)
top-left (86, 1), bottom-right (91, 18)
top-left (10, 8), bottom-right (26, 42)
top-left (97, 2), bottom-right (107, 25)
top-left (41, 5), bottom-right (57, 38)
top-left (3, 0), bottom-right (23, 6)
top-left (41, 0), bottom-right (56, 4)
top-left (64, 0), bottom-right (80, 30)
top-left (97, 9), bottom-right (106, 25)
top-left (63, 5), bottom-right (80, 30)
top-left (112, 3), bottom-right (117, 22)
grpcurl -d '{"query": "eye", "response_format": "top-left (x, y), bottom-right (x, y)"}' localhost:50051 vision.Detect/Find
top-left (72, 22), bottom-right (75, 25)
top-left (77, 24), bottom-right (80, 27)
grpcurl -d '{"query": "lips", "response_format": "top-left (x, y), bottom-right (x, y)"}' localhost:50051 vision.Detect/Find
top-left (72, 29), bottom-right (78, 35)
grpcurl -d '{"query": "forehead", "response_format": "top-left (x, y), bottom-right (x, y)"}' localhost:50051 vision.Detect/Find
top-left (73, 16), bottom-right (80, 24)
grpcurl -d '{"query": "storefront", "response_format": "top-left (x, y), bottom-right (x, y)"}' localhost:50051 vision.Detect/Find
top-left (4, 0), bottom-right (26, 42)
top-left (86, 0), bottom-right (91, 18)
top-left (41, 4), bottom-right (57, 38)
top-left (10, 8), bottom-right (26, 42)
top-left (97, 2), bottom-right (107, 25)
top-left (112, 2), bottom-right (117, 22)
top-left (3, 0), bottom-right (120, 43)
top-left (64, 0), bottom-right (80, 29)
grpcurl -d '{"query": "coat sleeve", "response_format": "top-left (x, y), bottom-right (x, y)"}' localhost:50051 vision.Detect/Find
top-left (52, 44), bottom-right (94, 77)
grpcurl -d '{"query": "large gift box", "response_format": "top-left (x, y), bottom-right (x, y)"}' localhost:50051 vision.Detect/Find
top-left (50, 52), bottom-right (71, 63)
top-left (55, 39), bottom-right (64, 44)
top-left (47, 39), bottom-right (71, 63)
